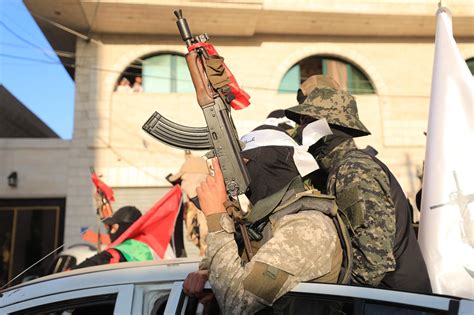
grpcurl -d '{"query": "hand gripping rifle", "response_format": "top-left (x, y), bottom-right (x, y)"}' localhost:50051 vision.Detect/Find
top-left (142, 10), bottom-right (254, 259)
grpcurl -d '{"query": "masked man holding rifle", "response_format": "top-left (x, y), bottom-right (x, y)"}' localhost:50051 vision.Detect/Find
top-left (186, 125), bottom-right (344, 314)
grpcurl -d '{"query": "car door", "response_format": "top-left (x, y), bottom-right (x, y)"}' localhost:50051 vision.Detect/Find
top-left (1, 284), bottom-right (134, 315)
top-left (165, 281), bottom-right (473, 315)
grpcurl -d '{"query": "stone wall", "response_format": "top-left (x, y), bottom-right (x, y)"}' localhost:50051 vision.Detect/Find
top-left (0, 139), bottom-right (69, 198)
top-left (58, 32), bottom-right (474, 243)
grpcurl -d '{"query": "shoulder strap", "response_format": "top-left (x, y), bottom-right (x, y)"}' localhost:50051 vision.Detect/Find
top-left (333, 213), bottom-right (353, 284)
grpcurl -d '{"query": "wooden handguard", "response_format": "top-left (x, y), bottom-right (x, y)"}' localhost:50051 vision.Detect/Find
top-left (186, 50), bottom-right (215, 107)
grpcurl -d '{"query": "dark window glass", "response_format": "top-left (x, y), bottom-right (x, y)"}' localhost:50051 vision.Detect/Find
top-left (0, 209), bottom-right (14, 287)
top-left (279, 56), bottom-right (375, 95)
top-left (180, 290), bottom-right (354, 315)
top-left (180, 293), bottom-right (222, 315)
top-left (12, 293), bottom-right (117, 315)
top-left (0, 199), bottom-right (65, 287)
top-left (151, 294), bottom-right (169, 315)
top-left (10, 208), bottom-right (58, 285)
top-left (180, 290), bottom-right (449, 315)
top-left (364, 299), bottom-right (448, 315)
top-left (256, 292), bottom-right (355, 315)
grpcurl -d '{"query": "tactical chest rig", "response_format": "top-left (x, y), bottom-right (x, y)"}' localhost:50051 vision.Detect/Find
top-left (243, 178), bottom-right (353, 284)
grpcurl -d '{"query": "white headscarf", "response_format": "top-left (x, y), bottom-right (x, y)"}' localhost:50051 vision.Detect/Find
top-left (241, 119), bottom-right (332, 176)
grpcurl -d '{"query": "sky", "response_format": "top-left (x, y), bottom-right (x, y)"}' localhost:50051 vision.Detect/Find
top-left (0, 0), bottom-right (74, 139)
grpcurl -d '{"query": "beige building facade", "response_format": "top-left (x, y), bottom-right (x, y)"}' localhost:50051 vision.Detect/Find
top-left (3, 0), bottom-right (474, 249)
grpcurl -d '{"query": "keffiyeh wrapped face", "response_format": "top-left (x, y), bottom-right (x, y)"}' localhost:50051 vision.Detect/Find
top-left (240, 120), bottom-right (332, 204)
top-left (240, 144), bottom-right (298, 205)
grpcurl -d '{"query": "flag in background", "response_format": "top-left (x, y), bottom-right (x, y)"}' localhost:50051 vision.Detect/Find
top-left (108, 185), bottom-right (182, 259)
top-left (91, 171), bottom-right (115, 203)
top-left (418, 7), bottom-right (474, 299)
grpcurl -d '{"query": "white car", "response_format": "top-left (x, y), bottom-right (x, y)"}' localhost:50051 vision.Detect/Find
top-left (1, 259), bottom-right (472, 314)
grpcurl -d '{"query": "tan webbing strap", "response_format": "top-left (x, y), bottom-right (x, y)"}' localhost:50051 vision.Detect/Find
top-left (335, 213), bottom-right (353, 284)
top-left (204, 56), bottom-right (231, 89)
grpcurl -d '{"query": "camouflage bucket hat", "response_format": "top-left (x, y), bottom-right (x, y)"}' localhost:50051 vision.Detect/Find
top-left (285, 87), bottom-right (371, 137)
top-left (299, 75), bottom-right (341, 97)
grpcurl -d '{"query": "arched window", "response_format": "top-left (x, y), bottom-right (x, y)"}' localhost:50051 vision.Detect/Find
top-left (115, 53), bottom-right (193, 93)
top-left (279, 55), bottom-right (375, 95)
top-left (466, 58), bottom-right (474, 75)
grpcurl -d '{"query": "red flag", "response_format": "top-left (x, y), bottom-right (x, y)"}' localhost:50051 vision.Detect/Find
top-left (188, 42), bottom-right (251, 110)
top-left (91, 172), bottom-right (115, 202)
top-left (107, 185), bottom-right (182, 259)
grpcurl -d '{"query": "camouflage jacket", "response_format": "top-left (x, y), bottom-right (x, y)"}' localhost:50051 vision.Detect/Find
top-left (205, 193), bottom-right (342, 314)
top-left (319, 139), bottom-right (396, 286)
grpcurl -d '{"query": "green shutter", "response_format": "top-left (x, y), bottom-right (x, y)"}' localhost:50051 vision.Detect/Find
top-left (349, 66), bottom-right (374, 94)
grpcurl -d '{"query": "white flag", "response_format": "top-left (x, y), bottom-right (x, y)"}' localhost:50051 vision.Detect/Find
top-left (418, 7), bottom-right (474, 299)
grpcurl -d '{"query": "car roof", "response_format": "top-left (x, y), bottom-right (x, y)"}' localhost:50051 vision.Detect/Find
top-left (0, 258), bottom-right (200, 307)
top-left (2, 258), bottom-right (472, 312)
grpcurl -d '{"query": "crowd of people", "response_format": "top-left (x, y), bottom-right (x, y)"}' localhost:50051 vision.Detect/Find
top-left (78, 74), bottom-right (431, 314)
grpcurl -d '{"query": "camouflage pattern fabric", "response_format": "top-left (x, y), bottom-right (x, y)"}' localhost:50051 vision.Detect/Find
top-left (285, 87), bottom-right (371, 137)
top-left (206, 210), bottom-right (341, 314)
top-left (319, 139), bottom-right (396, 286)
top-left (299, 75), bottom-right (341, 97)
top-left (185, 202), bottom-right (208, 256)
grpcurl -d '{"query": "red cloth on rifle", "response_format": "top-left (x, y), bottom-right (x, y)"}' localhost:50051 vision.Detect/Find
top-left (91, 173), bottom-right (115, 202)
top-left (188, 42), bottom-right (251, 110)
top-left (107, 185), bottom-right (182, 259)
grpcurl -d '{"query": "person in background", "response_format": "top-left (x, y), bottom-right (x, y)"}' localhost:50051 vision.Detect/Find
top-left (168, 152), bottom-right (210, 256)
top-left (132, 76), bottom-right (143, 93)
top-left (74, 206), bottom-right (151, 268)
top-left (116, 77), bottom-right (132, 93)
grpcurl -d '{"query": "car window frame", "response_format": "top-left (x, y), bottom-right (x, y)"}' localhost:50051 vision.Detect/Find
top-left (291, 282), bottom-right (452, 310)
top-left (169, 281), bottom-right (473, 315)
top-left (1, 284), bottom-right (134, 314)
top-left (133, 282), bottom-right (176, 314)
top-left (164, 281), bottom-right (188, 315)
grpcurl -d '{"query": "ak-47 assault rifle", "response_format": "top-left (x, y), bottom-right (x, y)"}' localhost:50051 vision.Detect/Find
top-left (142, 10), bottom-right (254, 258)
